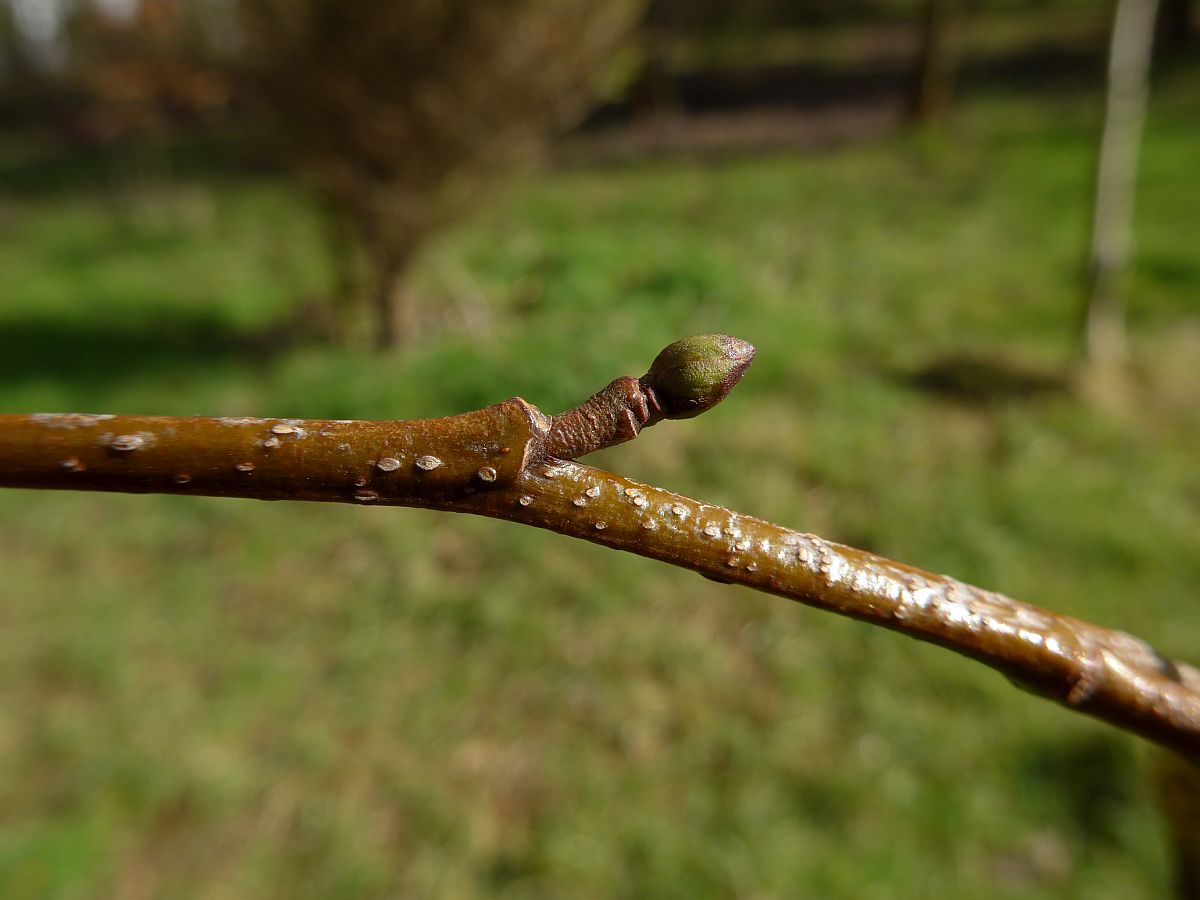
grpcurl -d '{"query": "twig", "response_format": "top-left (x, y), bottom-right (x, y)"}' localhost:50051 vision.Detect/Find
top-left (1, 334), bottom-right (1198, 761)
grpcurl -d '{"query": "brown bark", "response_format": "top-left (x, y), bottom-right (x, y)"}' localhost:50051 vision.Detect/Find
top-left (1, 335), bottom-right (1198, 762)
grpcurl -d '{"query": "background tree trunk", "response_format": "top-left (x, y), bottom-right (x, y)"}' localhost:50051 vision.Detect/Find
top-left (1157, 752), bottom-right (1200, 899)
top-left (1081, 0), bottom-right (1161, 372)
top-left (909, 0), bottom-right (963, 125)
top-left (630, 0), bottom-right (679, 121)
top-left (319, 199), bottom-right (361, 345)
top-left (370, 253), bottom-right (411, 352)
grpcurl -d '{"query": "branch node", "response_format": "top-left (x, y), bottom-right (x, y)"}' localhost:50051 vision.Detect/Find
top-left (545, 334), bottom-right (755, 460)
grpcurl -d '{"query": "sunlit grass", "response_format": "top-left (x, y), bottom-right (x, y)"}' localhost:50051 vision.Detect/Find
top-left (0, 71), bottom-right (1197, 898)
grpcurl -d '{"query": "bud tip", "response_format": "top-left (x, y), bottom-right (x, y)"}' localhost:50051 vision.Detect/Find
top-left (641, 333), bottom-right (756, 419)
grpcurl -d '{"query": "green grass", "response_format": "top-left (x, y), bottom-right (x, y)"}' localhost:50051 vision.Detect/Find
top-left (1, 70), bottom-right (1198, 898)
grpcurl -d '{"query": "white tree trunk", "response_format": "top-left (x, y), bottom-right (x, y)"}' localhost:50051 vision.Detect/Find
top-left (1082, 0), bottom-right (1161, 369)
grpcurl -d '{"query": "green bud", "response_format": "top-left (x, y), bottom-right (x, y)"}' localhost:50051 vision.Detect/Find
top-left (641, 334), bottom-right (756, 419)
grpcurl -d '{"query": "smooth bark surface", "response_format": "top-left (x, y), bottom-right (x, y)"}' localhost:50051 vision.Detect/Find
top-left (1, 335), bottom-right (1198, 764)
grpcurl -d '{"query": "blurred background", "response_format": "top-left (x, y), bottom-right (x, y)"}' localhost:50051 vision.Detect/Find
top-left (1, 0), bottom-right (1198, 896)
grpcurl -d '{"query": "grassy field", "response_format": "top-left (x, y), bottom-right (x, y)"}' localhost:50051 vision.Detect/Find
top-left (1, 68), bottom-right (1198, 898)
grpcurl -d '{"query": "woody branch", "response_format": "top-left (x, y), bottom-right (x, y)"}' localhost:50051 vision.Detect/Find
top-left (0, 334), bottom-right (1198, 760)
